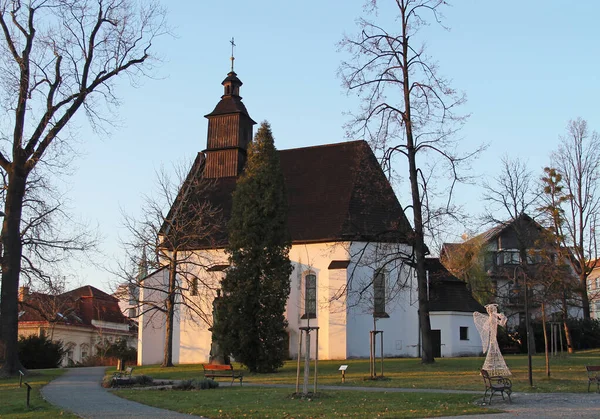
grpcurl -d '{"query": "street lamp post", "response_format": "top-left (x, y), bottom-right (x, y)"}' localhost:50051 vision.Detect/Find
top-left (514, 266), bottom-right (533, 387)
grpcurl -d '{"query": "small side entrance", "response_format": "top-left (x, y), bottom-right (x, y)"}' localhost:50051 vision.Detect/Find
top-left (431, 329), bottom-right (442, 358)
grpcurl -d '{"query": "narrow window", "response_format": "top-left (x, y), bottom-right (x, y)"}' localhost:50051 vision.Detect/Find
top-left (374, 269), bottom-right (388, 317)
top-left (191, 277), bottom-right (198, 296)
top-left (302, 274), bottom-right (316, 319)
top-left (460, 326), bottom-right (469, 341)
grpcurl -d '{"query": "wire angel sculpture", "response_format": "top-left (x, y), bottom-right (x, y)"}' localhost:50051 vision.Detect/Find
top-left (474, 304), bottom-right (511, 376)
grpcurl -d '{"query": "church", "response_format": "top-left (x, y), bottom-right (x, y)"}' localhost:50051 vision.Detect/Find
top-left (137, 65), bottom-right (483, 365)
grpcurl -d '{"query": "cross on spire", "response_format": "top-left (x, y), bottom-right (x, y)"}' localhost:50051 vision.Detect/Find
top-left (230, 37), bottom-right (236, 72)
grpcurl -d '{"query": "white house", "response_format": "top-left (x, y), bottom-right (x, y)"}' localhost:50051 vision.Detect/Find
top-left (18, 285), bottom-right (136, 366)
top-left (137, 68), bottom-right (483, 365)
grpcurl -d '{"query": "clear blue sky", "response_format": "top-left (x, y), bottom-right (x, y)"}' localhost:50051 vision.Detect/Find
top-left (65, 0), bottom-right (600, 292)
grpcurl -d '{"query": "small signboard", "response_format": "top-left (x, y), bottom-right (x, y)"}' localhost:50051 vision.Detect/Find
top-left (339, 365), bottom-right (348, 371)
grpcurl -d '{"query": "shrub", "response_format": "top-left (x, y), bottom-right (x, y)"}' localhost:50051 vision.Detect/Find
top-left (18, 334), bottom-right (65, 369)
top-left (130, 375), bottom-right (154, 386)
top-left (173, 378), bottom-right (219, 390)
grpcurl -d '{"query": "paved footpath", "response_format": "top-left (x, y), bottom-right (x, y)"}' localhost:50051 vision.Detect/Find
top-left (41, 366), bottom-right (206, 418)
top-left (42, 367), bottom-right (600, 419)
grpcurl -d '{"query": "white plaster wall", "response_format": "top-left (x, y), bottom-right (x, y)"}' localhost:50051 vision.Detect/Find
top-left (138, 268), bottom-right (168, 365)
top-left (287, 242), bottom-right (351, 360)
top-left (175, 250), bottom-right (227, 364)
top-left (142, 242), bottom-right (494, 362)
top-left (18, 323), bottom-right (132, 366)
top-left (346, 242), bottom-right (420, 358)
top-left (430, 311), bottom-right (483, 357)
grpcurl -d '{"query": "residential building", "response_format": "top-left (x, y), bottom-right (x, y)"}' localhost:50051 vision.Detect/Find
top-left (18, 285), bottom-right (136, 366)
top-left (588, 261), bottom-right (600, 320)
top-left (442, 214), bottom-right (582, 331)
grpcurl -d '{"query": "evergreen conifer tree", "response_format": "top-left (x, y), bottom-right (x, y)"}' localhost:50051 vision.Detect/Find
top-left (214, 121), bottom-right (292, 373)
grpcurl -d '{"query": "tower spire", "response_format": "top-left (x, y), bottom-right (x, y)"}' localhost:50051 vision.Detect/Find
top-left (230, 37), bottom-right (236, 72)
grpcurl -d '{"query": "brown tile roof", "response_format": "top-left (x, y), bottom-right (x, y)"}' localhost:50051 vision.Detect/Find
top-left (426, 258), bottom-right (485, 313)
top-left (174, 140), bottom-right (413, 248)
top-left (18, 285), bottom-right (128, 327)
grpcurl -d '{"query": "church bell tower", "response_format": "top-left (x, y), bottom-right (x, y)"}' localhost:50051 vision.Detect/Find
top-left (203, 45), bottom-right (256, 178)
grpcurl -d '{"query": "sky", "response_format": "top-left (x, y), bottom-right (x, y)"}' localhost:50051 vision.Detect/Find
top-left (58, 0), bottom-right (600, 292)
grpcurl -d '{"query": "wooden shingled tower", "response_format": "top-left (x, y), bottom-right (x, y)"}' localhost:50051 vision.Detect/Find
top-left (203, 69), bottom-right (256, 178)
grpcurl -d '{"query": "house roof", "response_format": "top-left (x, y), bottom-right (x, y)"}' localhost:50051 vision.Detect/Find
top-left (441, 213), bottom-right (549, 262)
top-left (426, 258), bottom-right (485, 313)
top-left (18, 285), bottom-right (130, 328)
top-left (472, 213), bottom-right (545, 247)
top-left (173, 140), bottom-right (413, 248)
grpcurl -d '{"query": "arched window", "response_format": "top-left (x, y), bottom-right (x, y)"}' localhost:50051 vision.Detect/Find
top-left (80, 343), bottom-right (90, 361)
top-left (190, 277), bottom-right (198, 296)
top-left (302, 273), bottom-right (317, 319)
top-left (373, 269), bottom-right (388, 318)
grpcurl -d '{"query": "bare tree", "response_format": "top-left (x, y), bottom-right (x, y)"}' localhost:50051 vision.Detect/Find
top-left (483, 156), bottom-right (539, 221)
top-left (0, 0), bottom-right (166, 376)
top-left (339, 0), bottom-right (477, 363)
top-left (551, 118), bottom-right (600, 319)
top-left (119, 156), bottom-right (223, 367)
top-left (0, 167), bottom-right (98, 288)
top-left (539, 167), bottom-right (578, 354)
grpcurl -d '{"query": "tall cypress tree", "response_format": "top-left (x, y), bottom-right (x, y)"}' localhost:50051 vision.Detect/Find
top-left (214, 121), bottom-right (292, 373)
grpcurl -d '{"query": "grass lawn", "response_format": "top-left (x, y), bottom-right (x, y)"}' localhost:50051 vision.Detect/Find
top-left (0, 369), bottom-right (78, 418)
top-left (127, 349), bottom-right (600, 393)
top-left (116, 386), bottom-right (492, 418)
top-left (108, 350), bottom-right (600, 418)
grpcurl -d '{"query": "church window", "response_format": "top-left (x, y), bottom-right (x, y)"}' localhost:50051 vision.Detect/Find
top-left (374, 269), bottom-right (388, 317)
top-left (302, 273), bottom-right (316, 319)
top-left (191, 277), bottom-right (198, 296)
top-left (460, 326), bottom-right (469, 340)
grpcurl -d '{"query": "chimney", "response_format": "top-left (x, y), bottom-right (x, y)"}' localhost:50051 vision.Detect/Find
top-left (18, 286), bottom-right (29, 302)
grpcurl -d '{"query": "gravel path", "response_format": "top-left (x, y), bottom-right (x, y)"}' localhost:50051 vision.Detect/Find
top-left (435, 391), bottom-right (600, 419)
top-left (41, 366), bottom-right (206, 418)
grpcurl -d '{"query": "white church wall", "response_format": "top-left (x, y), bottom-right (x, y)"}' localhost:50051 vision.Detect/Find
top-left (177, 250), bottom-right (226, 364)
top-left (288, 242), bottom-right (351, 360)
top-left (141, 241), bottom-right (490, 362)
top-left (346, 242), bottom-right (420, 358)
top-left (138, 268), bottom-right (169, 365)
top-left (430, 311), bottom-right (483, 357)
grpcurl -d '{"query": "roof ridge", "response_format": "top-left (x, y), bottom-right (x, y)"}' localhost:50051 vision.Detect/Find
top-left (280, 139), bottom-right (366, 153)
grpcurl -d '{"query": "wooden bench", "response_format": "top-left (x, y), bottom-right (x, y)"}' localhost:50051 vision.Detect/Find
top-left (481, 369), bottom-right (512, 404)
top-left (586, 366), bottom-right (600, 393)
top-left (202, 364), bottom-right (243, 386)
top-left (111, 366), bottom-right (134, 387)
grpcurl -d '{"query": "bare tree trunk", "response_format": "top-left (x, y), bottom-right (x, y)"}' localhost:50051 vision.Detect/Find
top-left (0, 169), bottom-right (28, 376)
top-left (541, 302), bottom-right (550, 377)
top-left (162, 254), bottom-right (177, 367)
top-left (562, 291), bottom-right (574, 354)
top-left (401, 5), bottom-right (433, 364)
top-left (579, 269), bottom-right (591, 320)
